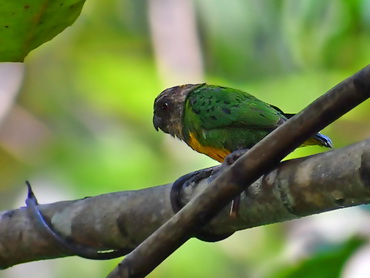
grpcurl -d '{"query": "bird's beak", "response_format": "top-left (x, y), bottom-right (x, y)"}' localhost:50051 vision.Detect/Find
top-left (153, 115), bottom-right (161, 131)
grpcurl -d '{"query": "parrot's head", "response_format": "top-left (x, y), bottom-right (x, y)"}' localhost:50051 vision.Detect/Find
top-left (153, 83), bottom-right (204, 139)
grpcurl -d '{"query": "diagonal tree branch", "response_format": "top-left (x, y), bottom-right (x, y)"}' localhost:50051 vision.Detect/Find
top-left (1, 138), bottom-right (370, 270)
top-left (1, 66), bottom-right (370, 276)
top-left (108, 65), bottom-right (370, 277)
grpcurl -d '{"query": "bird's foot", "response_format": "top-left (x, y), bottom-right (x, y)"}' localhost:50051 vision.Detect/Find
top-left (224, 149), bottom-right (250, 218)
top-left (25, 181), bottom-right (130, 260)
top-left (224, 148), bottom-right (249, 165)
top-left (170, 166), bottom-right (220, 213)
top-left (170, 168), bottom-right (233, 242)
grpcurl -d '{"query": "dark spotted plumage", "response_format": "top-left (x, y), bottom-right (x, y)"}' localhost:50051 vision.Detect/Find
top-left (153, 83), bottom-right (333, 162)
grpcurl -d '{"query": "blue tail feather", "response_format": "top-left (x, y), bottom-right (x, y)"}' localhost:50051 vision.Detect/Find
top-left (313, 133), bottom-right (333, 148)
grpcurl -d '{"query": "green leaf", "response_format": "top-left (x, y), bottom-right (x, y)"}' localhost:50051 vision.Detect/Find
top-left (274, 237), bottom-right (364, 278)
top-left (0, 0), bottom-right (85, 62)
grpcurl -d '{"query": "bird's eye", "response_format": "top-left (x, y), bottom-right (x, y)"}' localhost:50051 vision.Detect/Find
top-left (160, 102), bottom-right (169, 111)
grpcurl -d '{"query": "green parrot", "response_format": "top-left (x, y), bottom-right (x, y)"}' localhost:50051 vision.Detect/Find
top-left (153, 83), bottom-right (332, 162)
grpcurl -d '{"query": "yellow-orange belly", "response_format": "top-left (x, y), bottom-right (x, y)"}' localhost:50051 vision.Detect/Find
top-left (187, 132), bottom-right (230, 162)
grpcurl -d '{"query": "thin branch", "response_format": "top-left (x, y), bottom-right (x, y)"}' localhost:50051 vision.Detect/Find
top-left (108, 65), bottom-right (370, 278)
top-left (1, 66), bottom-right (369, 275)
top-left (1, 139), bottom-right (370, 270)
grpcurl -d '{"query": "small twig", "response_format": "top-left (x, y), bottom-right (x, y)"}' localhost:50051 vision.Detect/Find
top-left (108, 65), bottom-right (370, 278)
top-left (25, 181), bottom-right (128, 260)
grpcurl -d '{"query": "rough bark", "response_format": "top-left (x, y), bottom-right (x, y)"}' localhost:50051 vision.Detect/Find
top-left (0, 139), bottom-right (370, 270)
top-left (1, 66), bottom-right (370, 277)
top-left (108, 65), bottom-right (370, 278)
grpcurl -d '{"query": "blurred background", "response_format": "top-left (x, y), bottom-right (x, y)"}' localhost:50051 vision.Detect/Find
top-left (1, 0), bottom-right (370, 277)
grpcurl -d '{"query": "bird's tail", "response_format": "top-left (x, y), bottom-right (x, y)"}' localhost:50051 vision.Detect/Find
top-left (304, 133), bottom-right (333, 148)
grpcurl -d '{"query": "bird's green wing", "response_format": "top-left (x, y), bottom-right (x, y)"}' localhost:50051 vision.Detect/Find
top-left (185, 85), bottom-right (286, 131)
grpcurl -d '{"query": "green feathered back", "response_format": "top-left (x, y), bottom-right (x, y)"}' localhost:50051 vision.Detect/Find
top-left (182, 85), bottom-right (287, 151)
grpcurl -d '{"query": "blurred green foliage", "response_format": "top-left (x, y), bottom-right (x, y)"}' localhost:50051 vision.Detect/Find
top-left (1, 0), bottom-right (370, 277)
top-left (274, 237), bottom-right (364, 278)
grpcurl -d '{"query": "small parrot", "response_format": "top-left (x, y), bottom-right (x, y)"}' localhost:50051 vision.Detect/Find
top-left (153, 83), bottom-right (332, 163)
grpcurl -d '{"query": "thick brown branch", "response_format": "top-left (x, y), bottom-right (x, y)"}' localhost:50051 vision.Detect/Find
top-left (180, 139), bottom-right (370, 233)
top-left (1, 66), bottom-right (370, 276)
top-left (1, 138), bottom-right (370, 270)
top-left (109, 65), bottom-right (370, 278)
